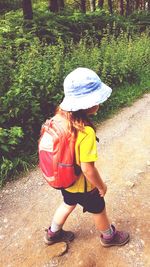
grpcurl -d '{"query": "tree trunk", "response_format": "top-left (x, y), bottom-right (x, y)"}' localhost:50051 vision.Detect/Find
top-left (80, 0), bottom-right (86, 13)
top-left (98, 0), bottom-right (104, 8)
top-left (135, 0), bottom-right (140, 10)
top-left (139, 0), bottom-right (144, 10)
top-left (22, 0), bottom-right (33, 20)
top-left (148, 0), bottom-right (150, 11)
top-left (130, 0), bottom-right (134, 12)
top-left (108, 0), bottom-right (113, 14)
top-left (126, 0), bottom-right (130, 16)
top-left (49, 0), bottom-right (59, 12)
top-left (58, 0), bottom-right (65, 10)
top-left (120, 0), bottom-right (124, 15)
top-left (89, 0), bottom-right (96, 12)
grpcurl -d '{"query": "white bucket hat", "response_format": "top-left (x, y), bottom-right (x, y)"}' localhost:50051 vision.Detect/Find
top-left (60, 67), bottom-right (112, 111)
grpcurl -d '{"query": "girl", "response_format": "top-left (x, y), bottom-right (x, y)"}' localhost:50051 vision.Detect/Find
top-left (44, 67), bottom-right (130, 247)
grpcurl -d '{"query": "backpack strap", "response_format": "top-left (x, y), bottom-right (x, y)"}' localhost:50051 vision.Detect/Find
top-left (84, 175), bottom-right (87, 193)
top-left (96, 136), bottom-right (99, 142)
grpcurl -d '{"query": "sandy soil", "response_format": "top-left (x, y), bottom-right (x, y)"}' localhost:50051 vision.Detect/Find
top-left (0, 94), bottom-right (150, 267)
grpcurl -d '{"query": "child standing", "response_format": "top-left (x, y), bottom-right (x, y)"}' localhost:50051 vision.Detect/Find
top-left (44, 67), bottom-right (130, 247)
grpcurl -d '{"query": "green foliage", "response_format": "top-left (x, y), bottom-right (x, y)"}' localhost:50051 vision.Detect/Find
top-left (0, 7), bottom-right (150, 186)
top-left (0, 127), bottom-right (24, 152)
top-left (0, 38), bottom-right (65, 143)
top-left (64, 33), bottom-right (150, 88)
top-left (98, 33), bottom-right (150, 86)
top-left (129, 10), bottom-right (150, 32)
top-left (0, 46), bottom-right (14, 96)
top-left (0, 126), bottom-right (24, 185)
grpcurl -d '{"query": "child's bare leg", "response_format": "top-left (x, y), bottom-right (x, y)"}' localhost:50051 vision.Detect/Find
top-left (52, 202), bottom-right (76, 226)
top-left (92, 207), bottom-right (110, 231)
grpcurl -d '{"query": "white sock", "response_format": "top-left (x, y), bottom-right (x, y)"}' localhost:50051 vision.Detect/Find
top-left (51, 220), bottom-right (62, 233)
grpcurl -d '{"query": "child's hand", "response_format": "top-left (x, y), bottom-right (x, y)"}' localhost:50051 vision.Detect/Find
top-left (98, 183), bottom-right (107, 197)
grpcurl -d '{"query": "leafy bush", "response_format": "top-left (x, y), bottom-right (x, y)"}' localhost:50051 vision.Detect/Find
top-left (0, 126), bottom-right (24, 186)
top-left (0, 46), bottom-right (14, 96)
top-left (64, 33), bottom-right (150, 88)
top-left (99, 33), bottom-right (150, 86)
top-left (1, 39), bottom-right (65, 129)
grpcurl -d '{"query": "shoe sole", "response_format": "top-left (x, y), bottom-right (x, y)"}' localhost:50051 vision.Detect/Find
top-left (100, 235), bottom-right (130, 247)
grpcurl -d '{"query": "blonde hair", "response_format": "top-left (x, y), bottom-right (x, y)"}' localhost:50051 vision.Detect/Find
top-left (56, 107), bottom-right (96, 137)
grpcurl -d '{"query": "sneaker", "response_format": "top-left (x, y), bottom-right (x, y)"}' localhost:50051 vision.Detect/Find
top-left (44, 227), bottom-right (75, 245)
top-left (100, 225), bottom-right (130, 247)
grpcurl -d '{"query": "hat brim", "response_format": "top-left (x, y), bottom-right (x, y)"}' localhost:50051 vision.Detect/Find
top-left (60, 82), bottom-right (112, 112)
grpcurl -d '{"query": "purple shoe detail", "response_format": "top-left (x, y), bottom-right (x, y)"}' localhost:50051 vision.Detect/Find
top-left (101, 225), bottom-right (117, 241)
top-left (100, 225), bottom-right (130, 247)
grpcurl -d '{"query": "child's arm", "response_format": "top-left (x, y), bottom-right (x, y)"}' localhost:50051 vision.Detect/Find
top-left (81, 162), bottom-right (107, 197)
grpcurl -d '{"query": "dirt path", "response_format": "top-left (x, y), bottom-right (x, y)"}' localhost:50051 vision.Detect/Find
top-left (0, 94), bottom-right (150, 267)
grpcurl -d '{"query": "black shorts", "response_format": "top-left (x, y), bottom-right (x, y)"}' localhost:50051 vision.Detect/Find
top-left (61, 188), bottom-right (105, 214)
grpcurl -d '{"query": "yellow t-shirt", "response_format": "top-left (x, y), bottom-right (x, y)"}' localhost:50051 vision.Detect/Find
top-left (65, 126), bottom-right (98, 193)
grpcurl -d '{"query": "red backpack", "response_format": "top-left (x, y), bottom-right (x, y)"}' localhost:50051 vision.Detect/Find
top-left (38, 115), bottom-right (81, 189)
